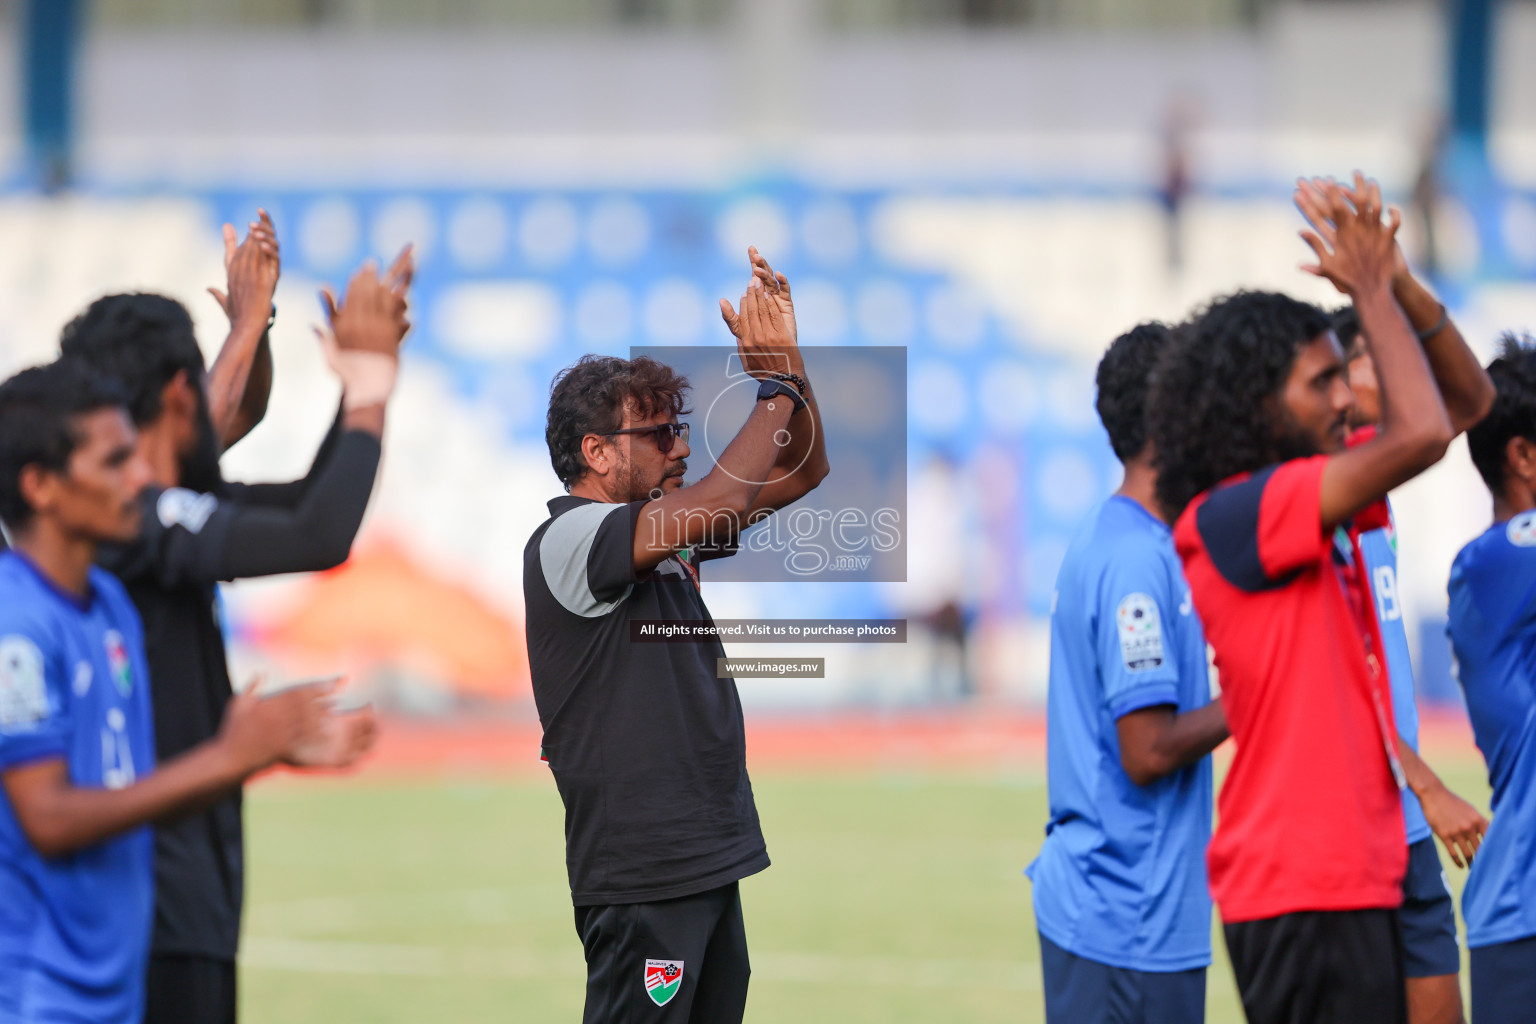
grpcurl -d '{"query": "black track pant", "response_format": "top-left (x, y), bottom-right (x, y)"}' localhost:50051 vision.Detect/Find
top-left (575, 881), bottom-right (750, 1024)
top-left (1223, 908), bottom-right (1406, 1024)
top-left (143, 954), bottom-right (237, 1024)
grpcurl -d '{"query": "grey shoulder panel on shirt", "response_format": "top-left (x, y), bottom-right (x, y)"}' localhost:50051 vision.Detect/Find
top-left (539, 502), bottom-right (634, 618)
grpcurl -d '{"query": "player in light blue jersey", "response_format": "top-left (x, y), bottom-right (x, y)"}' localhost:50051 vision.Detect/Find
top-left (1449, 335), bottom-right (1536, 1024)
top-left (0, 361), bottom-right (324, 1024)
top-left (1334, 286), bottom-right (1494, 1024)
top-left (1027, 323), bottom-right (1228, 1024)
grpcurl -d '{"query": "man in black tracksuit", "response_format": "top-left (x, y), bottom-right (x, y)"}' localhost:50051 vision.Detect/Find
top-left (61, 242), bottom-right (411, 1024)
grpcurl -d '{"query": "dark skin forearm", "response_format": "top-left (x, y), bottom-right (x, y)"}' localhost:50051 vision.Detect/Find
top-left (207, 321), bottom-right (268, 448)
top-left (1116, 700), bottom-right (1228, 786)
top-left (1393, 270), bottom-right (1495, 434)
top-left (1296, 176), bottom-right (1454, 531)
top-left (207, 212), bottom-right (281, 445)
top-left (219, 332), bottom-right (273, 450)
top-left (1, 744), bottom-right (247, 859)
top-left (748, 378), bottom-right (830, 518)
top-left (1321, 283), bottom-right (1453, 530)
top-left (634, 399), bottom-right (794, 572)
top-left (1399, 739), bottom-right (1488, 868)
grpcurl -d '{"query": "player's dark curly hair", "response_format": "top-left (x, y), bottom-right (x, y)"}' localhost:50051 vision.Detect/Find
top-left (546, 355), bottom-right (691, 489)
top-left (1149, 291), bottom-right (1333, 519)
top-left (1467, 333), bottom-right (1536, 495)
top-left (0, 361), bottom-right (129, 530)
top-left (1096, 322), bottom-right (1171, 462)
top-left (59, 293), bottom-right (205, 427)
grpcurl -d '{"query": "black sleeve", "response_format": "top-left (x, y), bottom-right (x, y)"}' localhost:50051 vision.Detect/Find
top-left (220, 406), bottom-right (345, 509)
top-left (690, 537), bottom-right (739, 564)
top-left (98, 431), bottom-right (382, 588)
top-left (1194, 458), bottom-right (1331, 593)
top-left (586, 500), bottom-right (647, 600)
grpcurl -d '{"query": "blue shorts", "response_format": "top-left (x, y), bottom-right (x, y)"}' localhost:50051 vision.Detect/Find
top-left (1038, 932), bottom-right (1205, 1024)
top-left (1471, 933), bottom-right (1536, 1024)
top-left (1398, 837), bottom-right (1460, 978)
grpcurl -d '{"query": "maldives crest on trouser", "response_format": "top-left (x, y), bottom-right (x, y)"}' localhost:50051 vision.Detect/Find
top-left (103, 631), bottom-right (132, 697)
top-left (644, 959), bottom-right (684, 1006)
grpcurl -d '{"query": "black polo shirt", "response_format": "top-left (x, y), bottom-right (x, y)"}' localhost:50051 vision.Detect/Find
top-left (523, 496), bottom-right (769, 906)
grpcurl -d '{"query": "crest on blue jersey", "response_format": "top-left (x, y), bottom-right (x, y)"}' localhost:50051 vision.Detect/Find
top-left (103, 631), bottom-right (133, 697)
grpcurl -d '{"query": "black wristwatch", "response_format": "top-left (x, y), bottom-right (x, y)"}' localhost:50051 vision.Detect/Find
top-left (757, 378), bottom-right (807, 413)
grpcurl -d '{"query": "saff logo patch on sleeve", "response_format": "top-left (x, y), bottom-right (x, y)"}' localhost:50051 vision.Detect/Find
top-left (1115, 593), bottom-right (1165, 672)
top-left (0, 635), bottom-right (48, 728)
top-left (644, 960), bottom-right (684, 1006)
top-left (1508, 511), bottom-right (1536, 547)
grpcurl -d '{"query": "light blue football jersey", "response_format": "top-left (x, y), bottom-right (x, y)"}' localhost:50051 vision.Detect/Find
top-left (1357, 509), bottom-right (1431, 845)
top-left (1448, 510), bottom-right (1536, 948)
top-left (0, 551), bottom-right (156, 1023)
top-left (1027, 496), bottom-right (1215, 972)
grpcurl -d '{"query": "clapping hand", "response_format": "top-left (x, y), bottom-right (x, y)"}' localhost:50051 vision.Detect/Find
top-left (316, 248), bottom-right (414, 412)
top-left (217, 677), bottom-right (331, 776)
top-left (321, 244), bottom-right (414, 355)
top-left (1295, 173), bottom-right (1401, 298)
top-left (719, 247), bottom-right (800, 379)
top-left (285, 704), bottom-right (378, 771)
top-left (208, 209), bottom-right (280, 332)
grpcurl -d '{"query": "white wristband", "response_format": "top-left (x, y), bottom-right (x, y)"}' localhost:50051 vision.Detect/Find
top-left (318, 328), bottom-right (399, 411)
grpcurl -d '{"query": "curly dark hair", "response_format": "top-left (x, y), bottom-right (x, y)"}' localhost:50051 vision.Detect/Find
top-left (1149, 291), bottom-right (1333, 519)
top-left (546, 355), bottom-right (691, 489)
top-left (59, 293), bottom-right (205, 427)
top-left (0, 361), bottom-right (129, 531)
top-left (1467, 333), bottom-right (1536, 495)
top-left (1096, 321), bottom-right (1171, 462)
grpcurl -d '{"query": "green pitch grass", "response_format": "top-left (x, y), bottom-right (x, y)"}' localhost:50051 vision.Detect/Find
top-left (241, 755), bottom-right (1490, 1023)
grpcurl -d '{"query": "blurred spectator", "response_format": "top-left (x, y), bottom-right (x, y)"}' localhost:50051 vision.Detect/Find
top-left (907, 450), bottom-right (978, 702)
top-left (1160, 93), bottom-right (1197, 274)
top-left (1410, 113), bottom-right (1449, 280)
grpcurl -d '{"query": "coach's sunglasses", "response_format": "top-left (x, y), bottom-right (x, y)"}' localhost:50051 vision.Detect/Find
top-left (602, 422), bottom-right (691, 453)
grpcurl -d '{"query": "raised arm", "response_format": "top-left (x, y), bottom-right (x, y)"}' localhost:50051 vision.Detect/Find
top-left (214, 257), bottom-right (409, 576)
top-left (222, 406), bottom-right (345, 509)
top-left (718, 248), bottom-right (830, 522)
top-left (1297, 183), bottom-right (1494, 435)
top-left (626, 278), bottom-right (801, 574)
top-left (1392, 258), bottom-right (1494, 435)
top-left (99, 257), bottom-right (410, 587)
top-left (2, 684), bottom-right (324, 859)
top-left (205, 209), bottom-right (281, 450)
top-left (1297, 174), bottom-right (1454, 532)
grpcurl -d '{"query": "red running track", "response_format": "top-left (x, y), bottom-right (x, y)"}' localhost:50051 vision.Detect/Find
top-left (262, 706), bottom-right (1483, 783)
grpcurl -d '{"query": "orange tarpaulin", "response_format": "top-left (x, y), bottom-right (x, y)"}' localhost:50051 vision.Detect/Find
top-left (250, 541), bottom-right (530, 698)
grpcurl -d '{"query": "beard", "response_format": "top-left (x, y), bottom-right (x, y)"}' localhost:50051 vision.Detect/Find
top-left (1269, 405), bottom-right (1345, 463)
top-left (177, 402), bottom-right (225, 494)
top-left (618, 454), bottom-right (687, 501)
